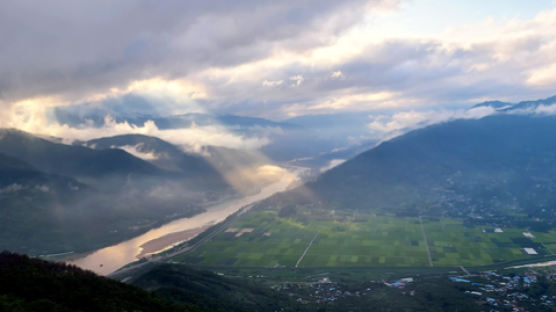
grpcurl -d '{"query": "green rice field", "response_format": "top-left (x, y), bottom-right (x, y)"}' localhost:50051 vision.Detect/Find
top-left (175, 210), bottom-right (555, 268)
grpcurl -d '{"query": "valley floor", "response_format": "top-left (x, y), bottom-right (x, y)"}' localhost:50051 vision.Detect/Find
top-left (174, 210), bottom-right (556, 268)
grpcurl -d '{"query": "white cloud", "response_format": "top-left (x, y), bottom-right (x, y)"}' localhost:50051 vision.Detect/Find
top-left (368, 106), bottom-right (496, 138)
top-left (320, 159), bottom-right (346, 172)
top-left (527, 63), bottom-right (556, 86)
top-left (330, 70), bottom-right (344, 79)
top-left (2, 1), bottom-right (556, 126)
top-left (191, 6), bottom-right (556, 118)
top-left (535, 104), bottom-right (556, 115)
top-left (6, 104), bottom-right (270, 151)
top-left (111, 144), bottom-right (161, 161)
top-left (0, 77), bottom-right (274, 151)
top-left (308, 91), bottom-right (397, 111)
top-left (262, 79), bottom-right (284, 87)
top-left (0, 0), bottom-right (392, 104)
top-left (289, 75), bottom-right (304, 87)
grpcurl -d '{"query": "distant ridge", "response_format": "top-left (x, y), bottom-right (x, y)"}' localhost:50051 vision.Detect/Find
top-left (0, 128), bottom-right (164, 179)
top-left (84, 134), bottom-right (230, 190)
top-left (471, 94), bottom-right (556, 112)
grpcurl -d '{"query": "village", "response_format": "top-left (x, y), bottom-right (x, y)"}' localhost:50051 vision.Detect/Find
top-left (266, 267), bottom-right (555, 311)
top-left (443, 269), bottom-right (555, 311)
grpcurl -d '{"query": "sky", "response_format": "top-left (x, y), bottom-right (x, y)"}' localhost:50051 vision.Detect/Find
top-left (1, 0), bottom-right (556, 146)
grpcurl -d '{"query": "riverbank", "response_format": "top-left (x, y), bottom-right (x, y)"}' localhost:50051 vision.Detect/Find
top-left (69, 167), bottom-right (299, 275)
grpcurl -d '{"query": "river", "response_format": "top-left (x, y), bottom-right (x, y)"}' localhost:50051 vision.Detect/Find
top-left (69, 168), bottom-right (300, 275)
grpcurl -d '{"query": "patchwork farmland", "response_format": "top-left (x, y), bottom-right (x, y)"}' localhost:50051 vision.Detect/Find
top-left (175, 210), bottom-right (555, 268)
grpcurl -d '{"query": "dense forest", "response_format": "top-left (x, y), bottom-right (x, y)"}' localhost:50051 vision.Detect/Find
top-left (0, 252), bottom-right (193, 312)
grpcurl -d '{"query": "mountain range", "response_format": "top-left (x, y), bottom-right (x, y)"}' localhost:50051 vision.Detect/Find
top-left (0, 129), bottom-right (236, 255)
top-left (52, 99), bottom-right (379, 168)
top-left (472, 95), bottom-right (556, 112)
top-left (0, 129), bottom-right (163, 180)
top-left (3, 95), bottom-right (556, 261)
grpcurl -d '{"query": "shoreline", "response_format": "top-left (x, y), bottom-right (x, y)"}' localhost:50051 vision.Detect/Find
top-left (68, 168), bottom-right (300, 275)
top-left (136, 224), bottom-right (213, 258)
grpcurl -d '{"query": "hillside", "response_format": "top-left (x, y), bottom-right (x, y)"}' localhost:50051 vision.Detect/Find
top-left (0, 252), bottom-right (194, 312)
top-left (0, 129), bottom-right (164, 180)
top-left (8, 251), bottom-right (549, 312)
top-left (0, 154), bottom-right (96, 254)
top-left (84, 134), bottom-right (230, 190)
top-left (0, 132), bottom-right (231, 255)
top-left (0, 252), bottom-right (300, 312)
top-left (130, 264), bottom-right (297, 312)
top-left (265, 114), bottom-right (556, 230)
top-left (0, 153), bottom-right (84, 190)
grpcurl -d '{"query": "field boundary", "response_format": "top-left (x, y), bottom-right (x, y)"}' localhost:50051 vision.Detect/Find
top-left (295, 232), bottom-right (320, 268)
top-left (419, 216), bottom-right (434, 267)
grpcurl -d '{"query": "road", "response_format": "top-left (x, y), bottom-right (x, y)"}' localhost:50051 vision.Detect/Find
top-left (295, 232), bottom-right (320, 268)
top-left (419, 216), bottom-right (434, 267)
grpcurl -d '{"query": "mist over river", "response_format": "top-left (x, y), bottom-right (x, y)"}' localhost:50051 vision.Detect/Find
top-left (70, 167), bottom-right (301, 275)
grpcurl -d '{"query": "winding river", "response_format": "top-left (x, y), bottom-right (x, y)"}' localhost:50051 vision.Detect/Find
top-left (70, 168), bottom-right (299, 275)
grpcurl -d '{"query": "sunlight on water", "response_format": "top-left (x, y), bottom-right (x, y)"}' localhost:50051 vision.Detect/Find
top-left (69, 166), bottom-right (301, 275)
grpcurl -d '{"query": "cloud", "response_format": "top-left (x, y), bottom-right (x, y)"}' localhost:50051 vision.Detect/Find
top-left (527, 63), bottom-right (556, 86)
top-left (262, 80), bottom-right (284, 87)
top-left (0, 0), bottom-right (393, 104)
top-left (6, 104), bottom-right (270, 151)
top-left (73, 118), bottom-right (271, 151)
top-left (0, 76), bottom-right (277, 151)
top-left (112, 144), bottom-right (161, 161)
top-left (330, 71), bottom-right (344, 79)
top-left (367, 106), bottom-right (496, 139)
top-left (179, 7), bottom-right (556, 118)
top-left (320, 159), bottom-right (346, 172)
top-left (535, 104), bottom-right (556, 115)
top-left (289, 75), bottom-right (304, 87)
top-left (2, 1), bottom-right (556, 138)
top-left (308, 91), bottom-right (397, 111)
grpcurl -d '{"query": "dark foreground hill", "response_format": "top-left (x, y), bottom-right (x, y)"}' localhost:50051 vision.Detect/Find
top-left (2, 252), bottom-right (553, 312)
top-left (0, 252), bottom-right (193, 312)
top-left (0, 252), bottom-right (295, 312)
top-left (130, 264), bottom-right (296, 312)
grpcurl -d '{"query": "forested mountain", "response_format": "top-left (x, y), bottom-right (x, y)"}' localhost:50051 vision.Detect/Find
top-left (83, 134), bottom-right (230, 190)
top-left (0, 131), bottom-right (234, 255)
top-left (0, 129), bottom-right (163, 179)
top-left (0, 153), bottom-right (84, 192)
top-left (266, 114), bottom-right (556, 230)
top-left (0, 252), bottom-right (193, 312)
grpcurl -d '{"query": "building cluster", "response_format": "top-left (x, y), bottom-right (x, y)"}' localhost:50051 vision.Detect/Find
top-left (268, 268), bottom-right (554, 309)
top-left (449, 270), bottom-right (555, 311)
top-left (271, 277), bottom-right (375, 304)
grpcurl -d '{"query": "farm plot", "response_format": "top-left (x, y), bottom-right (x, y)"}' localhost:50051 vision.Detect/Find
top-left (422, 219), bottom-right (542, 266)
top-left (300, 217), bottom-right (429, 267)
top-left (178, 211), bottom-right (316, 267)
top-left (177, 210), bottom-right (550, 268)
top-left (531, 230), bottom-right (556, 255)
